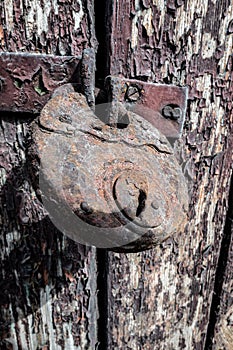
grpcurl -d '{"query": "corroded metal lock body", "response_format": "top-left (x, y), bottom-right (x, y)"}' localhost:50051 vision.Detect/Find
top-left (32, 83), bottom-right (189, 252)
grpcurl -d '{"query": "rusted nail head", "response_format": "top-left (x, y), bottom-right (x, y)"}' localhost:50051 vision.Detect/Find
top-left (151, 201), bottom-right (159, 210)
top-left (80, 202), bottom-right (93, 214)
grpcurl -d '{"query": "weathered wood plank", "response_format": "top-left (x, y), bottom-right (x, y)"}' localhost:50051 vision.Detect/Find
top-left (0, 1), bottom-right (99, 349)
top-left (106, 1), bottom-right (233, 349)
top-left (0, 0), bottom-right (96, 55)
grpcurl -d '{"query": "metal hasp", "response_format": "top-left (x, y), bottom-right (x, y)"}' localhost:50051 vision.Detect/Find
top-left (0, 51), bottom-right (96, 113)
top-left (105, 76), bottom-right (188, 141)
top-left (31, 83), bottom-right (189, 252)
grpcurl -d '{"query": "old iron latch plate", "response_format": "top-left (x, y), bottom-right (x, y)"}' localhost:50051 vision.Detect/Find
top-left (0, 51), bottom-right (95, 114)
top-left (105, 76), bottom-right (188, 140)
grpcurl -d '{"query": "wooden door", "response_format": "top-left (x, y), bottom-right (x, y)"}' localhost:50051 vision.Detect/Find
top-left (0, 1), bottom-right (233, 350)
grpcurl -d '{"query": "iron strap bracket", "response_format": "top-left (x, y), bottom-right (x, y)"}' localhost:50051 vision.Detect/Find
top-left (0, 49), bottom-right (95, 114)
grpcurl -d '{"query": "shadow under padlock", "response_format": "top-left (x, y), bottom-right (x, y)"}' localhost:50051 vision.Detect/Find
top-left (31, 82), bottom-right (189, 252)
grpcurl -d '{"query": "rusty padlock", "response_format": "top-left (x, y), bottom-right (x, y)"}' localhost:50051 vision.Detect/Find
top-left (32, 83), bottom-right (189, 252)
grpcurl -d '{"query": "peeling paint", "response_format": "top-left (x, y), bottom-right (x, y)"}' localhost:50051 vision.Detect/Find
top-left (131, 3), bottom-right (154, 49)
top-left (142, 8), bottom-right (154, 37)
top-left (24, 0), bottom-right (59, 39)
top-left (218, 32), bottom-right (233, 75)
top-left (174, 0), bottom-right (208, 44)
top-left (3, 0), bottom-right (14, 32)
top-left (0, 0), bottom-right (96, 55)
top-left (195, 74), bottom-right (212, 101)
top-left (202, 33), bottom-right (217, 59)
top-left (74, 0), bottom-right (85, 31)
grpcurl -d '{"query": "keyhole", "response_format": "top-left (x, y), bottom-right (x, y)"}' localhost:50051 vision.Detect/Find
top-left (136, 190), bottom-right (147, 217)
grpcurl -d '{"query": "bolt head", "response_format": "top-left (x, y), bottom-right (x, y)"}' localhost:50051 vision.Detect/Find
top-left (162, 105), bottom-right (182, 120)
top-left (125, 85), bottom-right (141, 102)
